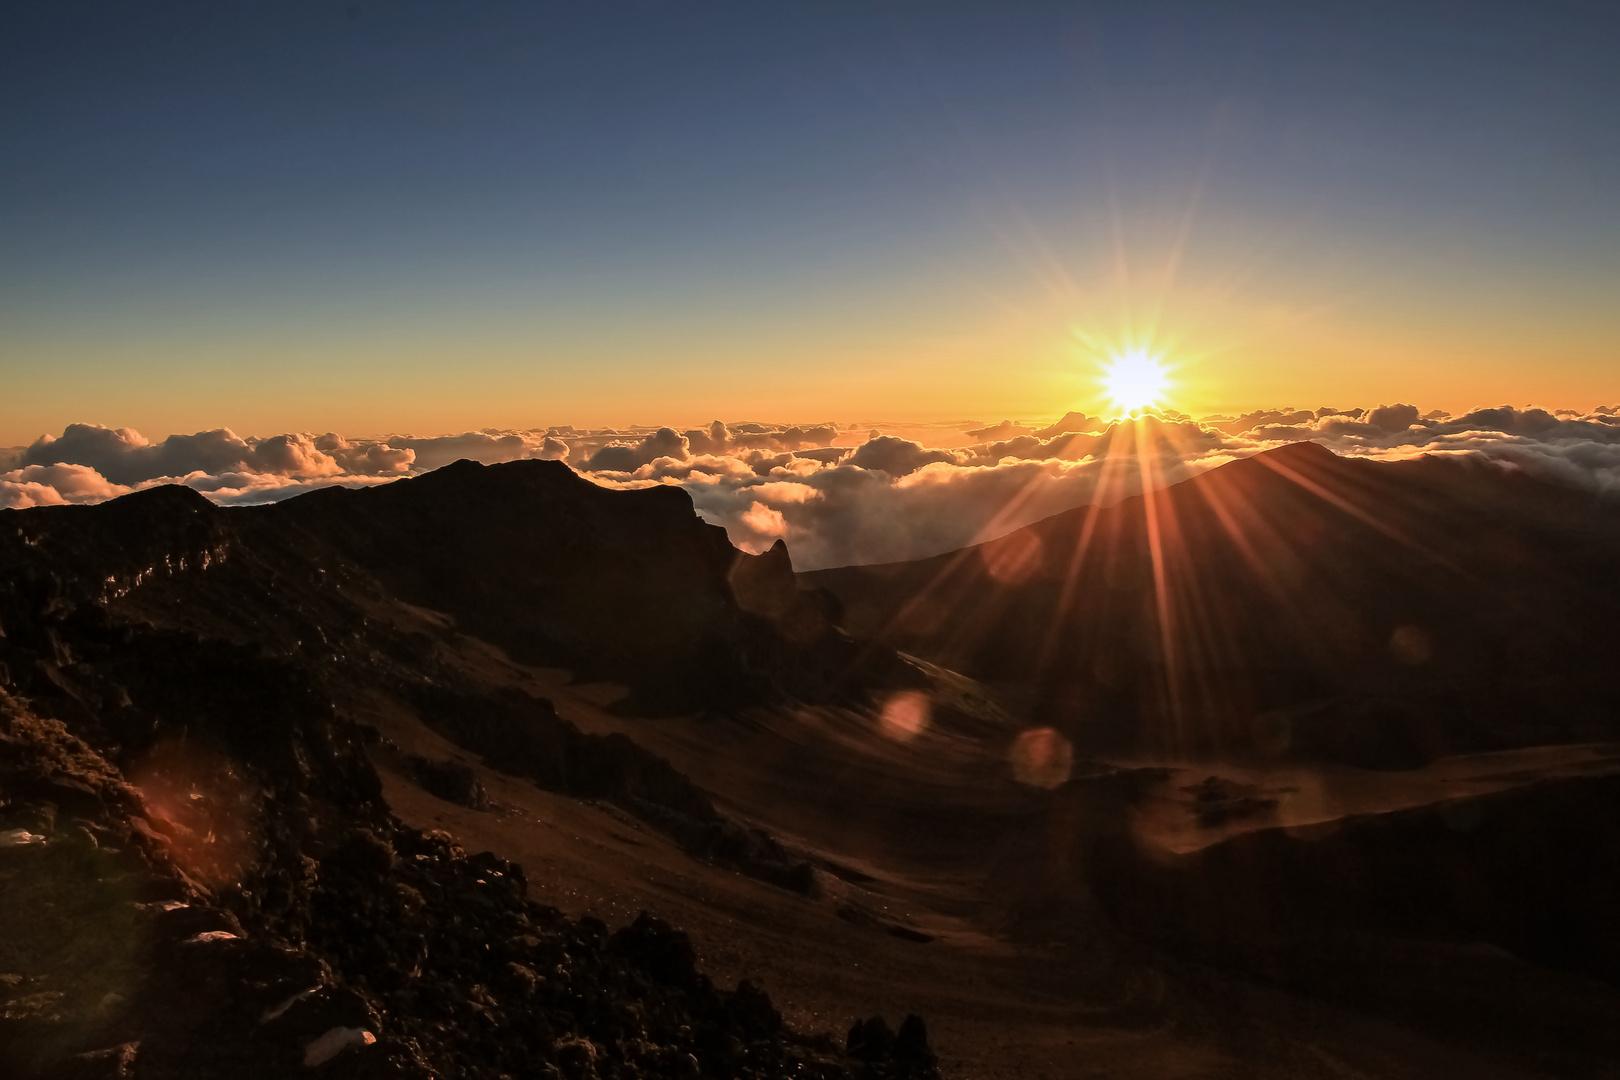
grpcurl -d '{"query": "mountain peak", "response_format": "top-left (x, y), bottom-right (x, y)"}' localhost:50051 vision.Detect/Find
top-left (1257, 438), bottom-right (1339, 463)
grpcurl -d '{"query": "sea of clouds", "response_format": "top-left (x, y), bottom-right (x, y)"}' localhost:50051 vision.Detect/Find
top-left (4, 405), bottom-right (1617, 570)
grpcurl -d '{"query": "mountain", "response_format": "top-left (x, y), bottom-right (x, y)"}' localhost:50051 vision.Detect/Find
top-left (804, 441), bottom-right (1620, 1045)
top-left (0, 461), bottom-right (937, 1079)
top-left (806, 441), bottom-right (1620, 766)
top-left (5, 448), bottom-right (1620, 1078)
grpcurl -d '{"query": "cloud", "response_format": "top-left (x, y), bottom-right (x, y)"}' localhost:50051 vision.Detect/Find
top-left (1218, 403), bottom-right (1620, 503)
top-left (0, 478), bottom-right (69, 509)
top-left (779, 425), bottom-right (839, 449)
top-left (966, 420), bottom-right (1034, 440)
top-left (979, 434), bottom-right (1070, 461)
top-left (1, 462), bottom-right (135, 508)
top-left (1239, 403), bottom-right (1620, 456)
top-left (968, 415), bottom-right (1217, 465)
top-left (21, 424), bottom-right (163, 484)
top-left (683, 421), bottom-right (730, 456)
top-left (20, 423), bottom-right (418, 485)
top-left (847, 436), bottom-right (966, 477)
top-left (604, 405), bottom-right (1620, 568)
top-left (793, 447), bottom-right (851, 465)
top-left (1208, 409), bottom-right (1319, 435)
top-left (673, 448), bottom-right (1224, 567)
top-left (385, 431), bottom-right (548, 471)
top-left (738, 501), bottom-right (789, 539)
top-left (1031, 411), bottom-right (1104, 439)
top-left (9, 404), bottom-right (1618, 570)
top-left (313, 433), bottom-right (415, 475)
top-left (677, 421), bottom-right (840, 458)
top-left (582, 427), bottom-right (689, 472)
top-left (1366, 402), bottom-right (1422, 432)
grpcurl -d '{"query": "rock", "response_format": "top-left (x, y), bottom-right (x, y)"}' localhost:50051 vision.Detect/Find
top-left (405, 754), bottom-right (491, 810)
top-left (846, 1015), bottom-right (895, 1061)
top-left (41, 1042), bottom-right (139, 1080)
top-left (606, 913), bottom-right (700, 990)
top-left (894, 1015), bottom-right (939, 1078)
top-left (729, 979), bottom-right (783, 1036)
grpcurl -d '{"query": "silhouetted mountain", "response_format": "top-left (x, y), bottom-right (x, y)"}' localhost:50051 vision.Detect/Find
top-left (0, 461), bottom-right (935, 1079)
top-left (807, 441), bottom-right (1620, 766)
top-left (800, 442), bottom-right (1620, 1035)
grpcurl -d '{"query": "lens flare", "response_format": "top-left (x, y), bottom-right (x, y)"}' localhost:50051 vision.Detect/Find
top-left (128, 740), bottom-right (258, 887)
top-left (1009, 727), bottom-right (1073, 788)
top-left (1101, 349), bottom-right (1169, 414)
top-left (879, 690), bottom-right (931, 741)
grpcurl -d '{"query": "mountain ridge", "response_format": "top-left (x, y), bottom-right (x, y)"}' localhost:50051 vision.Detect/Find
top-left (805, 442), bottom-right (1620, 764)
top-left (0, 457), bottom-right (942, 1079)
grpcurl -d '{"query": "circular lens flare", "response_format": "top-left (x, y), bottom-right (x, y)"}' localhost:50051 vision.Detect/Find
top-left (1100, 350), bottom-right (1169, 414)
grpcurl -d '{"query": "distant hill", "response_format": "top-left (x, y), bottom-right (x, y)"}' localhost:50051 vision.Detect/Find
top-left (805, 441), bottom-right (1620, 765)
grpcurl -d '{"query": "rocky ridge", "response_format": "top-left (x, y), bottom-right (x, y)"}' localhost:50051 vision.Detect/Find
top-left (0, 462), bottom-right (939, 1079)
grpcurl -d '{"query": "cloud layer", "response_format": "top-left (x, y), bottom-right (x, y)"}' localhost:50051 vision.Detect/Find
top-left (5, 405), bottom-right (1617, 570)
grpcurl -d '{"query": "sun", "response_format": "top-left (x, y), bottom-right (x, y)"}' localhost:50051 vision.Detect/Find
top-left (1100, 349), bottom-right (1170, 414)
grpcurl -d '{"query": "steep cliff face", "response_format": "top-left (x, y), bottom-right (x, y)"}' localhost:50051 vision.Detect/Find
top-left (0, 462), bottom-right (939, 1079)
top-left (267, 460), bottom-right (753, 703)
top-left (0, 459), bottom-right (866, 715)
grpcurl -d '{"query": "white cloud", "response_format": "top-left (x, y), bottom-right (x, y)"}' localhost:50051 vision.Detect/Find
top-left (9, 404), bottom-right (1617, 569)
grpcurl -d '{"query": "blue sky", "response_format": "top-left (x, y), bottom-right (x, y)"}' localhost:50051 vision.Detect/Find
top-left (3, 0), bottom-right (1616, 441)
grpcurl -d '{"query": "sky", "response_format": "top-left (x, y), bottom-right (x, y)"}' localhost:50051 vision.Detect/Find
top-left (2, 0), bottom-right (1618, 446)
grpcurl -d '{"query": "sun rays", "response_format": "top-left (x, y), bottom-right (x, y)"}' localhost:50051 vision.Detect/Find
top-left (853, 400), bottom-right (1480, 769)
top-left (1100, 349), bottom-right (1172, 416)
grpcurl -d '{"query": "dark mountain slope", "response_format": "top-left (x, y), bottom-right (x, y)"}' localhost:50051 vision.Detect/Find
top-left (0, 462), bottom-right (936, 1079)
top-left (806, 442), bottom-right (1620, 764)
top-left (2, 457), bottom-right (869, 707)
top-left (268, 460), bottom-right (767, 705)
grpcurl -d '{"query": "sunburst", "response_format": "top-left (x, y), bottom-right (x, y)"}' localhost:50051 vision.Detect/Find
top-left (1100, 349), bottom-right (1170, 414)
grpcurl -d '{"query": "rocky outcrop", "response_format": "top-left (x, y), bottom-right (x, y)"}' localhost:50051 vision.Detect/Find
top-left (0, 691), bottom-right (938, 1079)
top-left (729, 539), bottom-right (844, 647)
